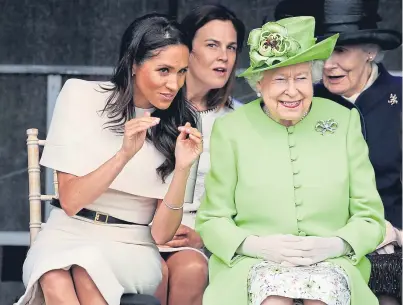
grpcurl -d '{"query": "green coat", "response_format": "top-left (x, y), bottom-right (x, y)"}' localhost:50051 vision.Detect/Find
top-left (195, 97), bottom-right (385, 305)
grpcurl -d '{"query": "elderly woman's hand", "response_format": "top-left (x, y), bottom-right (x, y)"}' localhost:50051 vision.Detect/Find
top-left (238, 235), bottom-right (349, 266)
top-left (376, 221), bottom-right (402, 254)
top-left (238, 234), bottom-right (306, 264)
top-left (284, 236), bottom-right (348, 266)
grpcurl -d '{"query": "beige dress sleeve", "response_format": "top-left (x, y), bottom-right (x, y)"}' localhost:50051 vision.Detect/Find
top-left (40, 78), bottom-right (172, 199)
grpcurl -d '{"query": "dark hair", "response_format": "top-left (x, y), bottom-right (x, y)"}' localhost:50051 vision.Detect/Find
top-left (181, 4), bottom-right (245, 109)
top-left (101, 13), bottom-right (197, 182)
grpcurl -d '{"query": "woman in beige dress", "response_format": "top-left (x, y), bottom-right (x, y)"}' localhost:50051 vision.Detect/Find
top-left (154, 5), bottom-right (245, 305)
top-left (15, 13), bottom-right (202, 305)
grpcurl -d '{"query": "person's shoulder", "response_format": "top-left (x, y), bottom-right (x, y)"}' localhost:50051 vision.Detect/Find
top-left (377, 65), bottom-right (402, 96)
top-left (388, 74), bottom-right (402, 89)
top-left (217, 99), bottom-right (259, 125)
top-left (312, 96), bottom-right (352, 117)
top-left (58, 78), bottom-right (113, 108)
top-left (62, 78), bottom-right (113, 94)
top-left (218, 98), bottom-right (243, 116)
top-left (230, 97), bottom-right (244, 109)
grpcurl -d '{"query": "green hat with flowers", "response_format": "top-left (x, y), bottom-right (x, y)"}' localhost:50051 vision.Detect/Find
top-left (239, 16), bottom-right (339, 77)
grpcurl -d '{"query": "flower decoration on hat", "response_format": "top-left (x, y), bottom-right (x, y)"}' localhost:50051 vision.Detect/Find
top-left (248, 22), bottom-right (301, 68)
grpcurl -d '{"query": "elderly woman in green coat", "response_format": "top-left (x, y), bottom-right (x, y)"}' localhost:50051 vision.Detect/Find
top-left (195, 16), bottom-right (385, 305)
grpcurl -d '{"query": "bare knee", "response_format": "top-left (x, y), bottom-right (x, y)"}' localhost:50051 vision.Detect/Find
top-left (261, 296), bottom-right (294, 305)
top-left (176, 259), bottom-right (208, 281)
top-left (40, 269), bottom-right (73, 298)
top-left (167, 251), bottom-right (208, 287)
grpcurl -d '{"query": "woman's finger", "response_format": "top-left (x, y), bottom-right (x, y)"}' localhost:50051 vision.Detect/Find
top-left (188, 134), bottom-right (202, 144)
top-left (172, 234), bottom-right (188, 241)
top-left (177, 126), bottom-right (188, 141)
top-left (281, 249), bottom-right (307, 258)
top-left (126, 122), bottom-right (157, 134)
top-left (126, 117), bottom-right (160, 128)
top-left (176, 225), bottom-right (191, 236)
top-left (280, 261), bottom-right (298, 267)
top-left (281, 255), bottom-right (312, 266)
top-left (178, 126), bottom-right (202, 139)
top-left (165, 239), bottom-right (189, 248)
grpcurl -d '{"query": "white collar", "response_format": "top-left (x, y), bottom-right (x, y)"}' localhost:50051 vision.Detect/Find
top-left (135, 106), bottom-right (155, 117)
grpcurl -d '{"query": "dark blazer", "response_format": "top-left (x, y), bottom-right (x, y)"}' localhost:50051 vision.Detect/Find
top-left (315, 64), bottom-right (402, 228)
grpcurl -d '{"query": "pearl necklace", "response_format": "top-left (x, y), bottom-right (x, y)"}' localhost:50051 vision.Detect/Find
top-left (262, 104), bottom-right (308, 124)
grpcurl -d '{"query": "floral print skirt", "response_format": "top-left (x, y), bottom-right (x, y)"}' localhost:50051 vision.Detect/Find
top-left (247, 261), bottom-right (350, 305)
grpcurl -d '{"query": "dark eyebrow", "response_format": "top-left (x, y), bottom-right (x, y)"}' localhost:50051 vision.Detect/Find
top-left (205, 39), bottom-right (220, 44)
top-left (157, 64), bottom-right (188, 71)
top-left (157, 64), bottom-right (175, 69)
top-left (205, 39), bottom-right (238, 46)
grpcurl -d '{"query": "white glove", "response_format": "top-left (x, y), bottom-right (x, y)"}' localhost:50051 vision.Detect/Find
top-left (237, 234), bottom-right (306, 264)
top-left (238, 235), bottom-right (349, 266)
top-left (285, 236), bottom-right (348, 266)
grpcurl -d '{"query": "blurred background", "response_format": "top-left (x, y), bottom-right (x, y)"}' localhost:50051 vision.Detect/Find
top-left (0, 0), bottom-right (401, 303)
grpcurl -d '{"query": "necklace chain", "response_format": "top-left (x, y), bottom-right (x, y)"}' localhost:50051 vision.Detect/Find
top-left (262, 105), bottom-right (308, 123)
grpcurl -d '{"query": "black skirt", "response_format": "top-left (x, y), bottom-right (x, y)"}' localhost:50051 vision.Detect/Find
top-left (368, 248), bottom-right (402, 299)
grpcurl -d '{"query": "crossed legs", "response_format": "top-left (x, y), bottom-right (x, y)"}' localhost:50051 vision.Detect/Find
top-left (39, 265), bottom-right (107, 305)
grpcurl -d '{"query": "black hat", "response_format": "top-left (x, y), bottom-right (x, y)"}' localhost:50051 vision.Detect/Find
top-left (274, 0), bottom-right (402, 50)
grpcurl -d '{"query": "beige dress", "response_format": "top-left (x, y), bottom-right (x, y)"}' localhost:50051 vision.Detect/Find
top-left (15, 79), bottom-right (172, 305)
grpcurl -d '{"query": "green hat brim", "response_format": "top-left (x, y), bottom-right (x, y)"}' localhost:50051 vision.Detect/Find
top-left (238, 33), bottom-right (339, 78)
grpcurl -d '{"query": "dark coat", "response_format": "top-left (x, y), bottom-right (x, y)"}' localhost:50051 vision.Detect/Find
top-left (315, 64), bottom-right (402, 228)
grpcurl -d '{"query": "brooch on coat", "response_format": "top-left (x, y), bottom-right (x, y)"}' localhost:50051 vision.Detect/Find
top-left (315, 119), bottom-right (338, 135)
top-left (388, 93), bottom-right (398, 106)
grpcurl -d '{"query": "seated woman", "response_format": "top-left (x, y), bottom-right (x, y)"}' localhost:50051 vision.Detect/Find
top-left (154, 5), bottom-right (245, 305)
top-left (274, 1), bottom-right (402, 303)
top-left (15, 14), bottom-right (202, 305)
top-left (196, 16), bottom-right (385, 305)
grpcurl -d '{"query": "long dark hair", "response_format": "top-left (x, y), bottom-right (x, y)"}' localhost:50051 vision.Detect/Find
top-left (181, 4), bottom-right (245, 109)
top-left (101, 13), bottom-right (197, 182)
